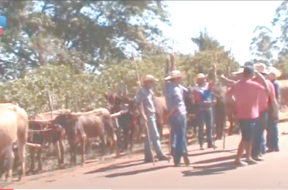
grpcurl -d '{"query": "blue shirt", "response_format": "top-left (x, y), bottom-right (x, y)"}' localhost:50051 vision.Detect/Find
top-left (164, 82), bottom-right (187, 116)
top-left (194, 85), bottom-right (214, 111)
top-left (272, 80), bottom-right (280, 102)
top-left (135, 87), bottom-right (156, 116)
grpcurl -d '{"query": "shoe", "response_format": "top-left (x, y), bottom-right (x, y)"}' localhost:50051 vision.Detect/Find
top-left (252, 155), bottom-right (264, 161)
top-left (144, 159), bottom-right (153, 163)
top-left (266, 148), bottom-right (274, 153)
top-left (208, 144), bottom-right (217, 149)
top-left (173, 158), bottom-right (181, 167)
top-left (235, 160), bottom-right (248, 166)
top-left (245, 158), bottom-right (257, 164)
top-left (183, 155), bottom-right (190, 166)
top-left (275, 148), bottom-right (280, 152)
top-left (158, 155), bottom-right (169, 161)
top-left (200, 145), bottom-right (204, 150)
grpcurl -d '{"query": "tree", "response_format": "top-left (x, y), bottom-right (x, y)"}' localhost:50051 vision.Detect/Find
top-left (0, 0), bottom-right (170, 81)
top-left (250, 26), bottom-right (277, 64)
top-left (187, 31), bottom-right (238, 83)
top-left (250, 1), bottom-right (288, 74)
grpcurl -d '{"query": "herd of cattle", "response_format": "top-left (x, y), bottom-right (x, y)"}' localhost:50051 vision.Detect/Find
top-left (1, 79), bottom-right (288, 182)
top-left (0, 92), bottom-right (168, 182)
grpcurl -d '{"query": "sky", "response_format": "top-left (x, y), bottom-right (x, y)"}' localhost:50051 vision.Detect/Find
top-left (162, 1), bottom-right (282, 65)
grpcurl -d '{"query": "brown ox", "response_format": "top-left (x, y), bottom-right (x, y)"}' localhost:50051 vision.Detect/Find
top-left (52, 108), bottom-right (117, 165)
top-left (105, 93), bottom-right (168, 153)
top-left (28, 120), bottom-right (65, 172)
top-left (278, 80), bottom-right (288, 106)
top-left (27, 109), bottom-right (70, 172)
top-left (0, 103), bottom-right (28, 181)
top-left (154, 96), bottom-right (168, 138)
top-left (33, 109), bottom-right (71, 120)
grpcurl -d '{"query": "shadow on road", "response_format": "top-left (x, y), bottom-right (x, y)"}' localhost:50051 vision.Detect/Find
top-left (105, 165), bottom-right (170, 178)
top-left (183, 161), bottom-right (237, 176)
top-left (84, 159), bottom-right (145, 174)
top-left (188, 149), bottom-right (237, 157)
top-left (192, 155), bottom-right (235, 165)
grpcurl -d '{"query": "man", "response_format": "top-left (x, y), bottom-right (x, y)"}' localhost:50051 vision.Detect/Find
top-left (251, 63), bottom-right (277, 161)
top-left (266, 67), bottom-right (281, 152)
top-left (226, 65), bottom-right (271, 166)
top-left (135, 74), bottom-right (169, 163)
top-left (164, 70), bottom-right (190, 166)
top-left (193, 73), bottom-right (216, 150)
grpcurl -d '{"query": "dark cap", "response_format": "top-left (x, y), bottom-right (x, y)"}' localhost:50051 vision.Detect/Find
top-left (244, 61), bottom-right (253, 67)
top-left (243, 66), bottom-right (254, 77)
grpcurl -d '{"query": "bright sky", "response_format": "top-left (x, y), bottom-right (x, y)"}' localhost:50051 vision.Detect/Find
top-left (163, 1), bottom-right (282, 65)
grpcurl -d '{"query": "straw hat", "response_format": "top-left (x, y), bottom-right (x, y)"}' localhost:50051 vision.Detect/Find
top-left (267, 66), bottom-right (282, 78)
top-left (164, 70), bottom-right (183, 80)
top-left (143, 74), bottom-right (158, 82)
top-left (254, 62), bottom-right (269, 74)
top-left (195, 73), bottom-right (207, 80)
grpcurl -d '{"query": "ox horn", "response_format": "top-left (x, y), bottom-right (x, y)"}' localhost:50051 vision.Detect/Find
top-left (110, 111), bottom-right (124, 119)
top-left (26, 142), bottom-right (43, 149)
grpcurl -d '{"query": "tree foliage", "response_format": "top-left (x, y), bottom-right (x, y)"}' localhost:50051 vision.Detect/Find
top-left (0, 0), bottom-right (170, 81)
top-left (250, 1), bottom-right (288, 75)
top-left (188, 31), bottom-right (238, 82)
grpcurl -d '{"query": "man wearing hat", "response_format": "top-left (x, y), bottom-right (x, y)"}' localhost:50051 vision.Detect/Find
top-left (251, 63), bottom-right (276, 161)
top-left (164, 70), bottom-right (190, 166)
top-left (193, 73), bottom-right (216, 150)
top-left (266, 66), bottom-right (281, 152)
top-left (226, 65), bottom-right (271, 166)
top-left (135, 74), bottom-right (169, 163)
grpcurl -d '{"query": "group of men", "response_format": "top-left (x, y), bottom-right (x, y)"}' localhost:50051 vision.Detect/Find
top-left (134, 62), bottom-right (281, 167)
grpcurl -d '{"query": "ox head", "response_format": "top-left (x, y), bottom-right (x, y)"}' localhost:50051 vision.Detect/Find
top-left (52, 112), bottom-right (76, 130)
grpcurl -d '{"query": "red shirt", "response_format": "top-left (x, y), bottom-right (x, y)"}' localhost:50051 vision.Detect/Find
top-left (254, 79), bottom-right (275, 112)
top-left (228, 78), bottom-right (266, 120)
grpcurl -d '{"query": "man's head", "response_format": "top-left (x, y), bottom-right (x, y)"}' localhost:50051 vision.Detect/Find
top-left (196, 73), bottom-right (207, 86)
top-left (243, 66), bottom-right (254, 78)
top-left (254, 62), bottom-right (269, 76)
top-left (142, 74), bottom-right (158, 89)
top-left (164, 70), bottom-right (184, 84)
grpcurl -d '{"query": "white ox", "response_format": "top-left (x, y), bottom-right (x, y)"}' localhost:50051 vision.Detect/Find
top-left (0, 103), bottom-right (28, 181)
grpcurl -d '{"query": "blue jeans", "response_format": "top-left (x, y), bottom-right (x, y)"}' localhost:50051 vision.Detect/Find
top-left (198, 109), bottom-right (214, 147)
top-left (266, 117), bottom-right (279, 151)
top-left (144, 114), bottom-right (165, 161)
top-left (169, 114), bottom-right (188, 164)
top-left (252, 111), bottom-right (268, 157)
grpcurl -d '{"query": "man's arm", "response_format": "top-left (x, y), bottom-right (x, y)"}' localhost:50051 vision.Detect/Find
top-left (220, 74), bottom-right (237, 86)
top-left (254, 72), bottom-right (271, 95)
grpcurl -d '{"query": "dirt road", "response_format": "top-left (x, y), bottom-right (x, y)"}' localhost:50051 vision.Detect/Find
top-left (2, 117), bottom-right (288, 189)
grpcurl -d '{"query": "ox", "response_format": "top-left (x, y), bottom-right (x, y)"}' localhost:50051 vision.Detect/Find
top-left (278, 79), bottom-right (288, 106)
top-left (0, 103), bottom-right (28, 181)
top-left (154, 96), bottom-right (168, 138)
top-left (105, 93), bottom-right (142, 152)
top-left (27, 109), bottom-right (70, 172)
top-left (52, 108), bottom-right (117, 165)
top-left (28, 120), bottom-right (65, 172)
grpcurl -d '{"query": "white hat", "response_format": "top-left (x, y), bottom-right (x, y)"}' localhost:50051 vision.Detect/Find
top-left (267, 66), bottom-right (282, 78)
top-left (143, 74), bottom-right (158, 82)
top-left (254, 62), bottom-right (269, 74)
top-left (164, 70), bottom-right (183, 80)
top-left (196, 73), bottom-right (207, 79)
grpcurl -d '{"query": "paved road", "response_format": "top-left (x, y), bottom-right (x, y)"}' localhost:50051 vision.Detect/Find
top-left (4, 121), bottom-right (288, 189)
